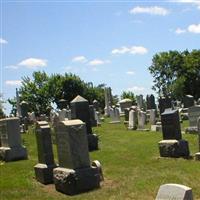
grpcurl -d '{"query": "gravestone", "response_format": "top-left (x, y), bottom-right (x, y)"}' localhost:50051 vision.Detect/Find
top-left (146, 94), bottom-right (156, 110)
top-left (149, 109), bottom-right (156, 125)
top-left (70, 95), bottom-right (98, 151)
top-left (104, 87), bottom-right (112, 117)
top-left (94, 111), bottom-right (101, 126)
top-left (156, 183), bottom-right (193, 200)
top-left (159, 109), bottom-right (190, 158)
top-left (119, 99), bottom-right (132, 113)
top-left (34, 121), bottom-right (56, 184)
top-left (109, 107), bottom-right (120, 123)
top-left (158, 96), bottom-right (172, 114)
top-left (66, 109), bottom-right (71, 120)
top-left (93, 99), bottom-right (99, 111)
top-left (124, 108), bottom-right (129, 124)
top-left (136, 95), bottom-right (144, 109)
top-left (20, 101), bottom-right (29, 118)
top-left (137, 110), bottom-right (149, 131)
top-left (58, 109), bottom-right (67, 121)
top-left (0, 117), bottom-right (27, 161)
top-left (89, 105), bottom-right (97, 127)
top-left (53, 119), bottom-right (102, 195)
top-left (58, 98), bottom-right (68, 110)
top-left (183, 95), bottom-right (194, 108)
top-left (128, 110), bottom-right (137, 130)
top-left (195, 117), bottom-right (200, 161)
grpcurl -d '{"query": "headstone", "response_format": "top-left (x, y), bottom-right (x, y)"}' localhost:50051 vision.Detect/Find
top-left (183, 95), bottom-right (194, 108)
top-left (20, 101), bottom-right (29, 118)
top-left (66, 109), bottom-right (71, 120)
top-left (124, 108), bottom-right (129, 124)
top-left (109, 107), bottom-right (120, 123)
top-left (156, 183), bottom-right (193, 200)
top-left (159, 96), bottom-right (172, 114)
top-left (136, 95), bottom-right (144, 110)
top-left (29, 112), bottom-right (36, 123)
top-left (161, 109), bottom-right (181, 140)
top-left (93, 99), bottom-right (99, 111)
top-left (104, 87), bottom-right (112, 117)
top-left (137, 110), bottom-right (146, 130)
top-left (58, 98), bottom-right (68, 109)
top-left (188, 106), bottom-right (200, 127)
top-left (94, 111), bottom-right (101, 126)
top-left (0, 117), bottom-right (28, 161)
top-left (195, 117), bottom-right (200, 161)
top-left (128, 110), bottom-right (137, 130)
top-left (159, 109), bottom-right (190, 158)
top-left (70, 95), bottom-right (98, 151)
top-left (119, 99), bottom-right (132, 113)
top-left (53, 119), bottom-right (101, 195)
top-left (89, 105), bottom-right (97, 127)
top-left (149, 109), bottom-right (156, 125)
top-left (146, 94), bottom-right (156, 110)
top-left (34, 121), bottom-right (56, 184)
top-left (58, 109), bottom-right (67, 121)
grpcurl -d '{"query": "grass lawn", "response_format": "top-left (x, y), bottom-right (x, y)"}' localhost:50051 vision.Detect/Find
top-left (0, 118), bottom-right (200, 200)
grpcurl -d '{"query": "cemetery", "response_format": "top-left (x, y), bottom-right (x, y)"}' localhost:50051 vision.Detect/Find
top-left (1, 2), bottom-right (200, 200)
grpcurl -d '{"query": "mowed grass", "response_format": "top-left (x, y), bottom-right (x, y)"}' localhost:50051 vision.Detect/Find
top-left (1, 118), bottom-right (200, 200)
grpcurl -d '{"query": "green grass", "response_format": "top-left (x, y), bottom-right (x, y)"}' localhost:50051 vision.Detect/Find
top-left (1, 119), bottom-right (200, 200)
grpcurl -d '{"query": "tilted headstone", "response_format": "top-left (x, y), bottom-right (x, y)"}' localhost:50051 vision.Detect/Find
top-left (53, 119), bottom-right (101, 195)
top-left (156, 183), bottom-right (193, 200)
top-left (70, 95), bottom-right (98, 151)
top-left (34, 121), bottom-right (56, 184)
top-left (183, 95), bottom-right (194, 108)
top-left (0, 117), bottom-right (27, 161)
top-left (128, 110), bottom-right (137, 130)
top-left (159, 97), bottom-right (172, 114)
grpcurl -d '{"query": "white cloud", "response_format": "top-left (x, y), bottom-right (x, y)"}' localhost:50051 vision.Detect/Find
top-left (129, 6), bottom-right (169, 16)
top-left (175, 28), bottom-right (186, 34)
top-left (18, 58), bottom-right (47, 69)
top-left (5, 80), bottom-right (22, 86)
top-left (72, 56), bottom-right (87, 63)
top-left (127, 86), bottom-right (145, 93)
top-left (88, 59), bottom-right (110, 66)
top-left (5, 65), bottom-right (19, 69)
top-left (173, 0), bottom-right (200, 9)
top-left (111, 46), bottom-right (148, 55)
top-left (0, 38), bottom-right (8, 44)
top-left (126, 71), bottom-right (135, 75)
top-left (188, 23), bottom-right (200, 33)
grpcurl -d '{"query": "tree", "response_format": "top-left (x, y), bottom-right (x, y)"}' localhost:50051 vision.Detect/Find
top-left (121, 91), bottom-right (136, 104)
top-left (149, 49), bottom-right (200, 100)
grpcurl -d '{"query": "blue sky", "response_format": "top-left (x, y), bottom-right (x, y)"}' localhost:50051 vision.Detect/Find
top-left (1, 0), bottom-right (200, 114)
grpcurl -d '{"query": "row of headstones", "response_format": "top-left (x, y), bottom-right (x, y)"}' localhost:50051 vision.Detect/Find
top-left (34, 119), bottom-right (103, 195)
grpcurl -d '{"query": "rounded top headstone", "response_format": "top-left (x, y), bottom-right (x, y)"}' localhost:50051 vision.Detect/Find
top-left (71, 95), bottom-right (88, 103)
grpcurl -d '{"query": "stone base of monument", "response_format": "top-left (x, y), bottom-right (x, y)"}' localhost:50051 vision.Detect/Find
top-left (151, 125), bottom-right (162, 132)
top-left (195, 152), bottom-right (200, 161)
top-left (158, 139), bottom-right (190, 158)
top-left (34, 163), bottom-right (57, 184)
top-left (109, 121), bottom-right (120, 124)
top-left (137, 128), bottom-right (150, 131)
top-left (185, 127), bottom-right (198, 134)
top-left (53, 166), bottom-right (101, 195)
top-left (0, 146), bottom-right (27, 162)
top-left (87, 134), bottom-right (98, 151)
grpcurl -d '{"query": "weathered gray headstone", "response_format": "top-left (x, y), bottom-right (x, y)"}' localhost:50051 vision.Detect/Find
top-left (138, 110), bottom-right (146, 129)
top-left (70, 95), bottom-right (98, 151)
top-left (89, 105), bottom-right (97, 127)
top-left (188, 105), bottom-right (200, 127)
top-left (156, 183), bottom-right (193, 200)
top-left (104, 87), bottom-right (112, 117)
top-left (0, 117), bottom-right (27, 161)
top-left (128, 110), bottom-right (137, 130)
top-left (109, 107), bottom-right (120, 124)
top-left (34, 121), bottom-right (56, 184)
top-left (53, 119), bottom-right (101, 195)
top-left (149, 109), bottom-right (156, 125)
top-left (136, 95), bottom-right (144, 110)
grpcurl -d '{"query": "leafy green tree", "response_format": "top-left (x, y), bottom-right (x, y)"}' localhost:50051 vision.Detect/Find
top-left (121, 91), bottom-right (136, 104)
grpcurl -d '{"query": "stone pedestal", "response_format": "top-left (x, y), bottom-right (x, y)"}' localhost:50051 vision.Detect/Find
top-left (158, 140), bottom-right (190, 158)
top-left (34, 163), bottom-right (56, 184)
top-left (54, 166), bottom-right (100, 195)
top-left (0, 117), bottom-right (28, 162)
top-left (0, 146), bottom-right (27, 162)
top-left (195, 152), bottom-right (200, 161)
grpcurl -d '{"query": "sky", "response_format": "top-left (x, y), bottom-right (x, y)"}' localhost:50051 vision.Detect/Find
top-left (1, 0), bottom-right (200, 114)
